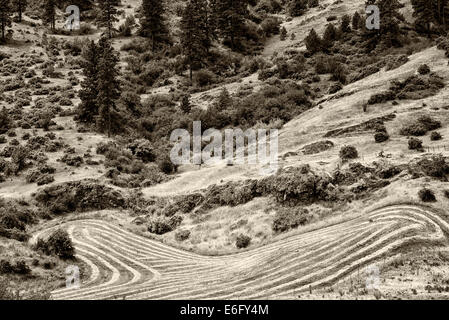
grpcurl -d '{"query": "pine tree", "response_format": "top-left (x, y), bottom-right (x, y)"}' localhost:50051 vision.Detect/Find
top-left (181, 0), bottom-right (210, 81)
top-left (352, 11), bottom-right (362, 30)
top-left (140, 0), bottom-right (168, 51)
top-left (411, 0), bottom-right (449, 32)
top-left (340, 14), bottom-right (351, 33)
top-left (78, 40), bottom-right (100, 123)
top-left (289, 0), bottom-right (308, 17)
top-left (180, 95), bottom-right (191, 114)
top-left (322, 23), bottom-right (337, 48)
top-left (305, 28), bottom-right (322, 54)
top-left (217, 87), bottom-right (232, 109)
top-left (0, 0), bottom-right (12, 41)
top-left (13, 0), bottom-right (27, 22)
top-left (363, 0), bottom-right (403, 48)
top-left (43, 0), bottom-right (56, 31)
top-left (96, 37), bottom-right (121, 137)
top-left (97, 0), bottom-right (119, 38)
top-left (280, 26), bottom-right (287, 40)
top-left (214, 0), bottom-right (248, 50)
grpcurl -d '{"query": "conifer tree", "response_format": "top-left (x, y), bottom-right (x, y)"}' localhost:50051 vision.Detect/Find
top-left (97, 0), bottom-right (119, 38)
top-left (352, 11), bottom-right (362, 30)
top-left (0, 0), bottom-right (12, 41)
top-left (13, 0), bottom-right (27, 22)
top-left (363, 0), bottom-right (403, 48)
top-left (140, 0), bottom-right (168, 51)
top-left (340, 14), bottom-right (351, 33)
top-left (180, 95), bottom-right (191, 114)
top-left (78, 40), bottom-right (100, 123)
top-left (322, 23), bottom-right (337, 49)
top-left (181, 0), bottom-right (210, 81)
top-left (214, 0), bottom-right (248, 50)
top-left (305, 28), bottom-right (322, 54)
top-left (43, 0), bottom-right (56, 31)
top-left (411, 0), bottom-right (449, 32)
top-left (280, 26), bottom-right (287, 40)
top-left (96, 37), bottom-right (121, 137)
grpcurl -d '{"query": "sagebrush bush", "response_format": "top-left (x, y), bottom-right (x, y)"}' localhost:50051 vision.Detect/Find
top-left (34, 229), bottom-right (75, 259)
top-left (375, 131), bottom-right (390, 143)
top-left (175, 229), bottom-right (191, 242)
top-left (272, 207), bottom-right (310, 233)
top-left (400, 115), bottom-right (441, 136)
top-left (419, 188), bottom-right (436, 202)
top-left (339, 145), bottom-right (358, 161)
top-left (408, 137), bottom-right (423, 150)
top-left (235, 234), bottom-right (251, 249)
top-left (431, 131), bottom-right (443, 141)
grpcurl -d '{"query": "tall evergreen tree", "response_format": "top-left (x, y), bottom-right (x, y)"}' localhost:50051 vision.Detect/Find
top-left (140, 0), bottom-right (168, 51)
top-left (305, 28), bottom-right (322, 54)
top-left (78, 40), bottom-right (100, 123)
top-left (97, 0), bottom-right (119, 38)
top-left (43, 0), bottom-right (56, 31)
top-left (411, 0), bottom-right (449, 32)
top-left (96, 37), bottom-right (121, 137)
top-left (340, 14), bottom-right (351, 33)
top-left (13, 0), bottom-right (27, 22)
top-left (322, 23), bottom-right (337, 48)
top-left (214, 0), bottom-right (248, 50)
top-left (352, 11), bottom-right (362, 30)
top-left (363, 0), bottom-right (403, 49)
top-left (181, 0), bottom-right (210, 81)
top-left (0, 0), bottom-right (12, 41)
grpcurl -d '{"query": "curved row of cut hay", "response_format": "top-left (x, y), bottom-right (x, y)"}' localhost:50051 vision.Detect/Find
top-left (46, 204), bottom-right (448, 300)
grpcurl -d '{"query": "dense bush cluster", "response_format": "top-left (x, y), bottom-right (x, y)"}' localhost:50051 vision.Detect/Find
top-left (34, 181), bottom-right (126, 214)
top-left (272, 207), bottom-right (310, 233)
top-left (34, 229), bottom-right (75, 259)
top-left (400, 115), bottom-right (441, 137)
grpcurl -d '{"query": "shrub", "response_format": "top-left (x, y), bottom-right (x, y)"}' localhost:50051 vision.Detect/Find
top-left (444, 190), bottom-right (449, 199)
top-left (374, 132), bottom-right (390, 143)
top-left (431, 131), bottom-right (443, 141)
top-left (194, 70), bottom-right (216, 87)
top-left (0, 260), bottom-right (13, 274)
top-left (261, 17), bottom-right (281, 37)
top-left (158, 156), bottom-right (177, 174)
top-left (12, 260), bottom-right (31, 274)
top-left (408, 137), bottom-right (423, 150)
top-left (148, 215), bottom-right (182, 235)
top-left (400, 115), bottom-right (441, 136)
top-left (418, 64), bottom-right (430, 75)
top-left (175, 229), bottom-right (191, 242)
top-left (235, 234), bottom-right (251, 249)
top-left (418, 188), bottom-right (436, 202)
top-left (331, 63), bottom-right (347, 84)
top-left (417, 156), bottom-right (449, 179)
top-left (0, 107), bottom-right (12, 134)
top-left (339, 146), bottom-right (358, 161)
top-left (272, 207), bottom-right (310, 233)
top-left (35, 229), bottom-right (75, 259)
top-left (0, 260), bottom-right (30, 275)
